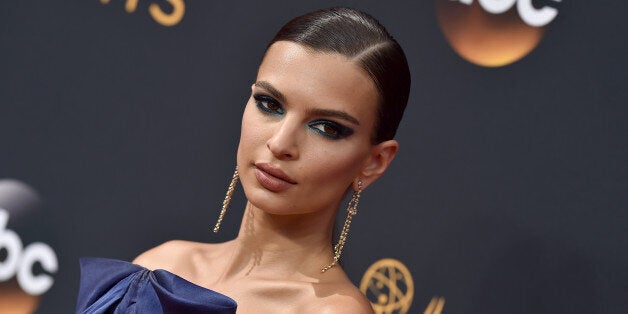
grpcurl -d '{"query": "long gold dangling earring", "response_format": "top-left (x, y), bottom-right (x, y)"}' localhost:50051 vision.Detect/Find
top-left (322, 179), bottom-right (363, 273)
top-left (213, 166), bottom-right (239, 233)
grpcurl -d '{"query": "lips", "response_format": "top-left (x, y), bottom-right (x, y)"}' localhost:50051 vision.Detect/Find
top-left (254, 163), bottom-right (296, 192)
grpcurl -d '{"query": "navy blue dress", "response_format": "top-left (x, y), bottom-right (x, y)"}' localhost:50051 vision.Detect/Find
top-left (76, 258), bottom-right (237, 314)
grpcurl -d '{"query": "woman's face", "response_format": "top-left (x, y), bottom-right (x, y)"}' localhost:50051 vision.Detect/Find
top-left (237, 41), bottom-right (381, 215)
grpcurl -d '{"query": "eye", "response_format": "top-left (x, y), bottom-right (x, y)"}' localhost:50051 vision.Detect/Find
top-left (254, 94), bottom-right (284, 115)
top-left (311, 123), bottom-right (338, 136)
top-left (308, 120), bottom-right (354, 139)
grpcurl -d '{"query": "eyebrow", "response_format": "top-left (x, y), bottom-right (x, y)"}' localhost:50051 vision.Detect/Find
top-left (254, 81), bottom-right (286, 103)
top-left (254, 80), bottom-right (360, 126)
top-left (306, 108), bottom-right (360, 126)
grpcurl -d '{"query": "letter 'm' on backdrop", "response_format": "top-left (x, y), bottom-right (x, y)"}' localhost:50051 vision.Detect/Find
top-left (1, 1), bottom-right (626, 313)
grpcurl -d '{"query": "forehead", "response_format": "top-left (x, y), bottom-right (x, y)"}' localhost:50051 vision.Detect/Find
top-left (257, 41), bottom-right (379, 124)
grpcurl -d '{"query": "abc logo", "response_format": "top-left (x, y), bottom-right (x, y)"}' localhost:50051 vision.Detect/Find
top-left (0, 208), bottom-right (58, 296)
top-left (436, 0), bottom-right (561, 67)
top-left (0, 207), bottom-right (58, 313)
top-left (0, 179), bottom-right (58, 313)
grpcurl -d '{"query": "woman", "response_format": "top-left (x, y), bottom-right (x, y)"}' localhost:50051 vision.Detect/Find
top-left (77, 7), bottom-right (410, 313)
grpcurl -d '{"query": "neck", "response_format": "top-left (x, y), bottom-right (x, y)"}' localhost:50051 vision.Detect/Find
top-left (223, 202), bottom-right (339, 280)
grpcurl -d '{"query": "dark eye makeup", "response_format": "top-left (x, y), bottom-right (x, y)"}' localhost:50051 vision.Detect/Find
top-left (253, 93), bottom-right (354, 140)
top-left (254, 94), bottom-right (284, 115)
top-left (308, 120), bottom-right (354, 139)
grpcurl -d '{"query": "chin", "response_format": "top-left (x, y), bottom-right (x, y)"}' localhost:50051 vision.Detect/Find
top-left (248, 190), bottom-right (300, 214)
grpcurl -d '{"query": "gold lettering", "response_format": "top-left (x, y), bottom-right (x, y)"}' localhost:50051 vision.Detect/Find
top-left (149, 0), bottom-right (185, 26)
top-left (423, 296), bottom-right (446, 314)
top-left (100, 0), bottom-right (185, 26)
top-left (124, 0), bottom-right (139, 13)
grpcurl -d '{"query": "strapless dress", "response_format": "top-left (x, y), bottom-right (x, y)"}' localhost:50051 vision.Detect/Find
top-left (76, 257), bottom-right (237, 314)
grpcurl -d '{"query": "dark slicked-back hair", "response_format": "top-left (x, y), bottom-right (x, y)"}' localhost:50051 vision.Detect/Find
top-left (266, 7), bottom-right (411, 143)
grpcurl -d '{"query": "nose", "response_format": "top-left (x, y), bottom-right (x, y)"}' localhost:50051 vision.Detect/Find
top-left (266, 118), bottom-right (300, 160)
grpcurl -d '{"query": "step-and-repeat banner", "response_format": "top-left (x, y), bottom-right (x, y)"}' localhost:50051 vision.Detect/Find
top-left (1, 1), bottom-right (626, 313)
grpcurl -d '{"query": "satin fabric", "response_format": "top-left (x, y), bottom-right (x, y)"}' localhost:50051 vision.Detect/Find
top-left (76, 257), bottom-right (237, 314)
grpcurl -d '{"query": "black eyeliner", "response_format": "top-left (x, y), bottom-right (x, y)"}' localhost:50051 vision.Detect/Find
top-left (253, 94), bottom-right (284, 116)
top-left (308, 119), bottom-right (354, 139)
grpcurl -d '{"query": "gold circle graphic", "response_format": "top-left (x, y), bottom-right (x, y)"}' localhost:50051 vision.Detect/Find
top-left (360, 258), bottom-right (414, 314)
top-left (436, 0), bottom-right (550, 67)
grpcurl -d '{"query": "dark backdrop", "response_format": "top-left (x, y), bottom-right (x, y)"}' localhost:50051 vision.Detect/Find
top-left (1, 1), bottom-right (626, 313)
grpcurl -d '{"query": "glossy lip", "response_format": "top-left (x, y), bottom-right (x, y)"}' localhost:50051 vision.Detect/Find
top-left (254, 162), bottom-right (297, 192)
top-left (255, 163), bottom-right (297, 184)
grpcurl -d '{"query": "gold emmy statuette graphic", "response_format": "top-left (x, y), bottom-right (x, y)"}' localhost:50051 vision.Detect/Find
top-left (360, 258), bottom-right (414, 314)
top-left (436, 0), bottom-right (559, 67)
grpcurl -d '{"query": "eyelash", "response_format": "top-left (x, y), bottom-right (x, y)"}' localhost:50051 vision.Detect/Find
top-left (254, 94), bottom-right (284, 115)
top-left (253, 94), bottom-right (354, 140)
top-left (308, 120), bottom-right (354, 139)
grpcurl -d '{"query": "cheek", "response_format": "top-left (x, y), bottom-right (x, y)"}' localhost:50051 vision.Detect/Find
top-left (237, 101), bottom-right (265, 161)
top-left (301, 145), bottom-right (368, 186)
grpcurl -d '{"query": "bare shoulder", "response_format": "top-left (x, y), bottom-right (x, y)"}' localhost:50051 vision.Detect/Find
top-left (132, 240), bottom-right (209, 271)
top-left (305, 273), bottom-right (374, 314)
top-left (316, 286), bottom-right (374, 314)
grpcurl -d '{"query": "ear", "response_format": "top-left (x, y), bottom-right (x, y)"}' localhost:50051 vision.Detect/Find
top-left (355, 140), bottom-right (399, 190)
